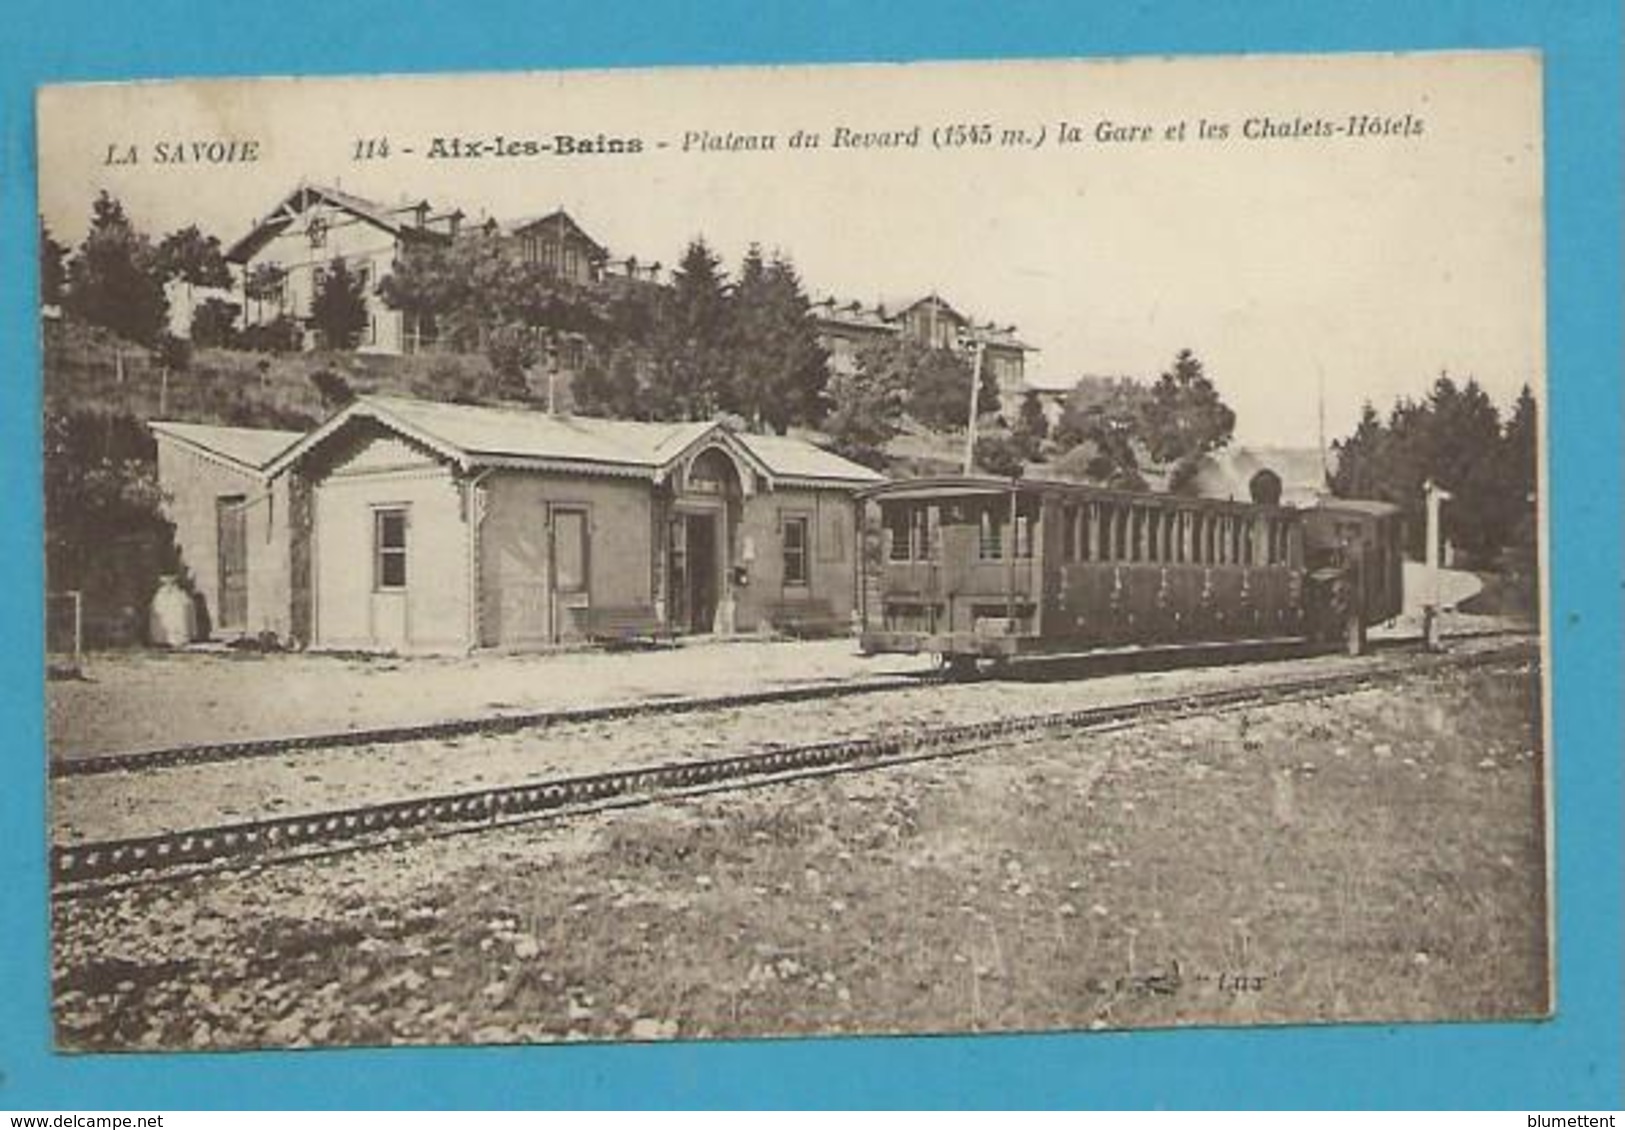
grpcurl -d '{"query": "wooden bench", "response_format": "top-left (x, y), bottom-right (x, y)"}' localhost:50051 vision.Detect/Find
top-left (765, 596), bottom-right (846, 639)
top-left (577, 604), bottom-right (674, 648)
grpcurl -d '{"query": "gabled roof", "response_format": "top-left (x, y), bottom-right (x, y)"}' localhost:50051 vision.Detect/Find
top-left (735, 431), bottom-right (886, 486)
top-left (891, 294), bottom-right (969, 325)
top-left (151, 421), bottom-right (304, 474)
top-left (266, 395), bottom-right (883, 487)
top-left (501, 209), bottom-right (610, 260)
top-left (813, 294), bottom-right (1035, 352)
top-left (225, 184), bottom-right (452, 264)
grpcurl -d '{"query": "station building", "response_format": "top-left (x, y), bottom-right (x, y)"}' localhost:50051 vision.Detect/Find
top-left (152, 396), bottom-right (883, 652)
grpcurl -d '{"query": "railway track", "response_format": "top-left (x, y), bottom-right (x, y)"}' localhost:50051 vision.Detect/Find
top-left (51, 642), bottom-right (1535, 894)
top-left (51, 672), bottom-right (926, 779)
top-left (52, 628), bottom-right (1527, 779)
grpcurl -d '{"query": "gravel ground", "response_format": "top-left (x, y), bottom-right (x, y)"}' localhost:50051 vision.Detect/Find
top-left (47, 637), bottom-right (932, 758)
top-left (50, 660), bottom-right (1548, 1050)
top-left (47, 596), bottom-right (1518, 761)
top-left (51, 636), bottom-right (1526, 845)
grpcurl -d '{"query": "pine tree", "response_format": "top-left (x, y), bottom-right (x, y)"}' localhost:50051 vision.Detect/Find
top-left (1503, 384), bottom-right (1538, 505)
top-left (310, 256), bottom-right (370, 350)
top-left (1425, 375), bottom-right (1506, 563)
top-left (728, 246), bottom-right (830, 432)
top-left (39, 219), bottom-right (68, 307)
top-left (1330, 402), bottom-right (1388, 500)
top-left (649, 238), bottom-right (732, 420)
top-left (1500, 383), bottom-right (1540, 578)
top-left (155, 225), bottom-right (232, 290)
top-left (1012, 389), bottom-right (1050, 460)
top-left (64, 192), bottom-right (169, 345)
top-left (824, 344), bottom-right (907, 469)
top-left (1142, 349), bottom-right (1236, 493)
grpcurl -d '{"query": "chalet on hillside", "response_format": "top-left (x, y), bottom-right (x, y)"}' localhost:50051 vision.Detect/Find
top-left (225, 184), bottom-right (462, 355)
top-left (496, 209), bottom-right (610, 286)
top-left (810, 293), bottom-right (1037, 419)
top-left (152, 396), bottom-right (881, 653)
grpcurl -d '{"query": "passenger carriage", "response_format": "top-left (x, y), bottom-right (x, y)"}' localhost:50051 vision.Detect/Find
top-left (857, 475), bottom-right (1402, 672)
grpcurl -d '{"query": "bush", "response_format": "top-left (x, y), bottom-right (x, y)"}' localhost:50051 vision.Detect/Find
top-left (44, 410), bottom-right (185, 647)
top-left (972, 433), bottom-right (1026, 478)
top-left (190, 297), bottom-right (241, 348)
top-left (413, 355), bottom-right (502, 405)
top-left (310, 367), bottom-right (356, 410)
top-left (241, 315), bottom-right (304, 354)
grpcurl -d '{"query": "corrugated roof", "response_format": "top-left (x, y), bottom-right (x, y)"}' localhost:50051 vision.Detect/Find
top-left (322, 397), bottom-right (882, 485)
top-left (366, 396), bottom-right (714, 468)
top-left (737, 431), bottom-right (885, 484)
top-left (151, 421), bottom-right (304, 471)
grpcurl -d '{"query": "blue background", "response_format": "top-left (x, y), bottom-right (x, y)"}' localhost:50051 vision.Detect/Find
top-left (1, 0), bottom-right (1619, 1110)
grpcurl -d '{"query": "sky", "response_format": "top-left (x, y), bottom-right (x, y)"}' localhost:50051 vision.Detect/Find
top-left (36, 52), bottom-right (1545, 448)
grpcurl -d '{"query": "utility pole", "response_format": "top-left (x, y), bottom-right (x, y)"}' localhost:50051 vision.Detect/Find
top-left (962, 337), bottom-right (986, 475)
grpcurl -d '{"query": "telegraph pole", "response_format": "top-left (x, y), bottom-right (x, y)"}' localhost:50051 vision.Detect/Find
top-left (962, 337), bottom-right (986, 474)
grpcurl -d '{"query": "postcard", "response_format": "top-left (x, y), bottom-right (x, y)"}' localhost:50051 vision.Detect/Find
top-left (36, 52), bottom-right (1548, 1052)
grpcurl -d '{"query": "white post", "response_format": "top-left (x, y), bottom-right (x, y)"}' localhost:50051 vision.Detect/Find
top-left (961, 338), bottom-right (985, 475)
top-left (1424, 480), bottom-right (1452, 650)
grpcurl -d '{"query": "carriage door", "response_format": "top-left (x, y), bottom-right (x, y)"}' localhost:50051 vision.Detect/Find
top-left (216, 495), bottom-right (248, 632)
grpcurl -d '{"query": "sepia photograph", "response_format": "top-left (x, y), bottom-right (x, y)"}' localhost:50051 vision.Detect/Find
top-left (35, 52), bottom-right (1550, 1054)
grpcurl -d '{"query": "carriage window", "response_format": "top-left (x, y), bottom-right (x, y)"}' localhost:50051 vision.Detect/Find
top-left (1061, 506), bottom-right (1077, 562)
top-left (1113, 506), bottom-right (1129, 562)
top-left (1013, 513), bottom-right (1033, 559)
top-left (1079, 505), bottom-right (1093, 561)
top-left (978, 508), bottom-right (1002, 560)
top-left (884, 506), bottom-right (909, 562)
top-left (884, 505), bottom-right (931, 562)
top-left (1241, 519), bottom-right (1255, 565)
